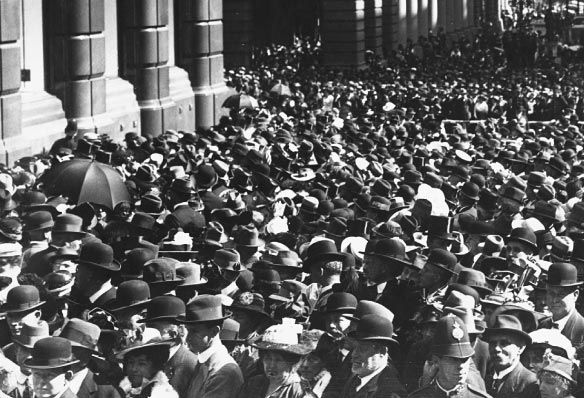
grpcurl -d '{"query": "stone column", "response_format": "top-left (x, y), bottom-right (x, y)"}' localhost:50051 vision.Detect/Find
top-left (397, 0), bottom-right (407, 45)
top-left (223, 0), bottom-right (254, 67)
top-left (383, 0), bottom-right (399, 53)
top-left (445, 0), bottom-right (456, 34)
top-left (428, 0), bottom-right (438, 32)
top-left (321, 0), bottom-right (366, 69)
top-left (119, 0), bottom-right (177, 139)
top-left (437, 0), bottom-right (447, 31)
top-left (418, 0), bottom-right (428, 38)
top-left (0, 0), bottom-right (22, 162)
top-left (406, 0), bottom-right (418, 41)
top-left (364, 0), bottom-right (383, 55)
top-left (467, 0), bottom-right (475, 31)
top-left (44, 0), bottom-right (114, 137)
top-left (461, 0), bottom-right (469, 31)
top-left (176, 0), bottom-right (230, 129)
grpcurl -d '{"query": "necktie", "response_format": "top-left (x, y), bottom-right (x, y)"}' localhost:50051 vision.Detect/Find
top-left (348, 375), bottom-right (362, 393)
top-left (22, 379), bottom-right (33, 398)
top-left (491, 378), bottom-right (503, 393)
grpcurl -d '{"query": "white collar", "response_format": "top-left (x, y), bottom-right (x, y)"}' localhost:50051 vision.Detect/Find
top-left (356, 361), bottom-right (387, 391)
top-left (553, 307), bottom-right (576, 331)
top-left (221, 282), bottom-right (238, 296)
top-left (493, 359), bottom-right (520, 380)
top-left (169, 344), bottom-right (181, 360)
top-left (197, 339), bottom-right (222, 364)
top-left (89, 280), bottom-right (113, 303)
top-left (173, 202), bottom-right (190, 210)
top-left (69, 368), bottom-right (89, 394)
top-left (436, 379), bottom-right (464, 396)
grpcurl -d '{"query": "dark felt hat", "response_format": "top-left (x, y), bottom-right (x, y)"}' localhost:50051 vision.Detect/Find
top-left (347, 314), bottom-right (398, 346)
top-left (52, 214), bottom-right (86, 239)
top-left (120, 248), bottom-right (156, 280)
top-left (364, 238), bottom-right (411, 268)
top-left (546, 262), bottom-right (583, 287)
top-left (78, 242), bottom-right (120, 272)
top-left (303, 239), bottom-right (346, 271)
top-left (504, 227), bottom-right (538, 253)
top-left (139, 295), bottom-right (186, 323)
top-left (321, 292), bottom-right (357, 314)
top-left (24, 337), bottom-right (79, 369)
top-left (143, 258), bottom-right (185, 288)
top-left (426, 248), bottom-right (458, 274)
top-left (175, 294), bottom-right (230, 324)
top-left (109, 280), bottom-right (151, 313)
top-left (0, 285), bottom-right (45, 313)
top-left (482, 314), bottom-right (532, 346)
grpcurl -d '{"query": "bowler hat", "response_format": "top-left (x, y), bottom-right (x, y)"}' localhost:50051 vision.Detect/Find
top-left (139, 296), bottom-right (186, 323)
top-left (303, 239), bottom-right (346, 271)
top-left (347, 314), bottom-right (398, 346)
top-left (459, 182), bottom-right (480, 201)
top-left (323, 217), bottom-right (348, 238)
top-left (431, 315), bottom-right (474, 358)
top-left (78, 242), bottom-right (120, 272)
top-left (0, 285), bottom-right (45, 313)
top-left (24, 337), bottom-right (79, 369)
top-left (457, 269), bottom-right (492, 296)
top-left (348, 300), bottom-right (395, 322)
top-left (194, 164), bottom-right (218, 189)
top-left (109, 280), bottom-right (151, 312)
top-left (322, 292), bottom-right (357, 314)
top-left (175, 294), bottom-right (230, 324)
top-left (546, 262), bottom-right (583, 287)
top-left (120, 248), bottom-right (156, 280)
top-left (482, 314), bottom-right (531, 346)
top-left (364, 238), bottom-right (411, 268)
top-left (23, 211), bottom-right (54, 232)
top-left (504, 228), bottom-right (538, 253)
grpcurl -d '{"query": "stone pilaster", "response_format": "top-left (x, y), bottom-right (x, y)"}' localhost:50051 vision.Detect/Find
top-left (44, 0), bottom-right (114, 137)
top-left (397, 0), bottom-right (407, 46)
top-left (223, 0), bottom-right (254, 67)
top-left (428, 0), bottom-right (438, 32)
top-left (383, 0), bottom-right (399, 53)
top-left (406, 0), bottom-right (418, 41)
top-left (176, 0), bottom-right (229, 129)
top-left (364, 0), bottom-right (383, 55)
top-left (321, 0), bottom-right (366, 69)
top-left (418, 0), bottom-right (428, 38)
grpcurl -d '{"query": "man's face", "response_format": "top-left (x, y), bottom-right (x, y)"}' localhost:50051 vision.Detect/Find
top-left (351, 341), bottom-right (386, 377)
top-left (0, 255), bottom-right (22, 278)
top-left (125, 354), bottom-right (156, 387)
top-left (436, 356), bottom-right (471, 387)
top-left (488, 333), bottom-right (525, 371)
top-left (186, 324), bottom-right (216, 354)
top-left (546, 286), bottom-right (578, 320)
top-left (6, 311), bottom-right (40, 336)
top-left (505, 241), bottom-right (532, 262)
top-left (418, 263), bottom-right (443, 289)
top-left (32, 369), bottom-right (68, 398)
top-left (325, 313), bottom-right (353, 340)
top-left (362, 255), bottom-right (388, 284)
top-left (73, 263), bottom-right (92, 291)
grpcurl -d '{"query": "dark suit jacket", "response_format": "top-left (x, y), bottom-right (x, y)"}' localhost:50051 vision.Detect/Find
top-left (485, 362), bottom-right (537, 398)
top-left (164, 344), bottom-right (198, 398)
top-left (540, 310), bottom-right (584, 348)
top-left (62, 389), bottom-right (79, 398)
top-left (339, 364), bottom-right (406, 398)
top-left (77, 370), bottom-right (121, 398)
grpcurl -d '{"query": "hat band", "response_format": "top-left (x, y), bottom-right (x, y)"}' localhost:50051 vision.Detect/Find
top-left (53, 226), bottom-right (83, 234)
top-left (186, 307), bottom-right (224, 322)
top-left (63, 329), bottom-right (98, 349)
top-left (6, 302), bottom-right (40, 312)
top-left (31, 356), bottom-right (74, 366)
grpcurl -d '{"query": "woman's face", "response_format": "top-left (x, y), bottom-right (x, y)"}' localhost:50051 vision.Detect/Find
top-left (539, 371), bottom-right (569, 398)
top-left (262, 351), bottom-right (295, 383)
top-left (125, 354), bottom-right (156, 387)
top-left (299, 353), bottom-right (325, 380)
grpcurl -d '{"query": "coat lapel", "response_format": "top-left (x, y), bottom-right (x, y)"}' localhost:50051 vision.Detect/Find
top-left (77, 370), bottom-right (97, 398)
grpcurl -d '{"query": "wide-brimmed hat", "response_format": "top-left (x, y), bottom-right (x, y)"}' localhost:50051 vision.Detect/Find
top-left (456, 269), bottom-right (492, 296)
top-left (364, 238), bottom-right (412, 268)
top-left (347, 314), bottom-right (398, 346)
top-left (175, 294), bottom-right (230, 324)
top-left (114, 333), bottom-right (173, 360)
top-left (425, 248), bottom-right (458, 275)
top-left (138, 295), bottom-right (186, 324)
top-left (431, 315), bottom-right (475, 358)
top-left (252, 323), bottom-right (313, 356)
top-left (546, 262), bottom-right (583, 287)
top-left (482, 314), bottom-right (531, 346)
top-left (290, 168), bottom-right (316, 182)
top-left (0, 285), bottom-right (45, 313)
top-left (262, 251), bottom-right (303, 275)
top-left (234, 225), bottom-right (263, 248)
top-left (24, 337), bottom-right (80, 369)
top-left (108, 280), bottom-right (151, 313)
top-left (57, 318), bottom-right (102, 357)
top-left (143, 258), bottom-right (185, 288)
top-left (0, 217), bottom-right (22, 241)
top-left (504, 227), bottom-right (538, 253)
top-left (77, 242), bottom-right (120, 272)
top-left (13, 321), bottom-right (50, 349)
top-left (231, 292), bottom-right (272, 321)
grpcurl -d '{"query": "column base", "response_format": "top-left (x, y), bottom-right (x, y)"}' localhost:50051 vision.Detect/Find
top-left (194, 83), bottom-right (231, 129)
top-left (139, 97), bottom-right (177, 139)
top-left (106, 77), bottom-right (141, 143)
top-left (169, 66), bottom-right (195, 133)
top-left (12, 90), bottom-right (66, 161)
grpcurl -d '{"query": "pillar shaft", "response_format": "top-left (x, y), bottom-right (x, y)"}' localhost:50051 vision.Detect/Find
top-left (446, 0), bottom-right (456, 33)
top-left (176, 0), bottom-right (229, 129)
top-left (119, 0), bottom-right (176, 138)
top-left (383, 0), bottom-right (398, 52)
top-left (45, 0), bottom-right (113, 135)
top-left (365, 0), bottom-right (383, 55)
top-left (224, 0), bottom-right (253, 67)
top-left (429, 0), bottom-right (438, 32)
top-left (397, 0), bottom-right (407, 45)
top-left (321, 0), bottom-right (366, 69)
top-left (437, 0), bottom-right (447, 30)
top-left (406, 0), bottom-right (418, 41)
top-left (418, 0), bottom-right (428, 38)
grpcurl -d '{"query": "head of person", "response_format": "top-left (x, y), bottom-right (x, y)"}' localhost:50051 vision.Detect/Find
top-left (538, 354), bottom-right (576, 398)
top-left (141, 296), bottom-right (186, 341)
top-left (504, 228), bottom-right (538, 263)
top-left (118, 338), bottom-right (170, 388)
top-left (362, 239), bottom-right (409, 285)
top-left (545, 263), bottom-right (582, 321)
top-left (176, 295), bottom-right (226, 354)
top-left (1, 285), bottom-right (44, 336)
top-left (418, 249), bottom-right (457, 290)
top-left (430, 315), bottom-right (475, 390)
top-left (483, 314), bottom-right (531, 372)
top-left (74, 243), bottom-right (120, 295)
top-left (253, 323), bottom-right (311, 385)
top-left (110, 280), bottom-right (151, 331)
top-left (0, 243), bottom-right (23, 279)
top-left (230, 292), bottom-right (273, 339)
top-left (347, 315), bottom-right (396, 378)
top-left (322, 292), bottom-right (357, 340)
top-left (24, 337), bottom-right (77, 398)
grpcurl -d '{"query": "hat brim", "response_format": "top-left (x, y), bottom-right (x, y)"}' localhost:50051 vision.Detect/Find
top-left (347, 331), bottom-right (399, 346)
top-left (503, 236), bottom-right (538, 253)
top-left (78, 260), bottom-right (121, 272)
top-left (115, 339), bottom-right (174, 360)
top-left (431, 343), bottom-right (475, 358)
top-left (0, 301), bottom-right (46, 314)
top-left (231, 305), bottom-right (273, 321)
top-left (109, 299), bottom-right (151, 313)
top-left (251, 341), bottom-right (313, 356)
top-left (482, 328), bottom-right (531, 346)
top-left (365, 254), bottom-right (412, 268)
top-left (175, 311), bottom-right (231, 324)
top-left (137, 315), bottom-right (185, 324)
top-left (303, 252), bottom-right (347, 271)
top-left (24, 357), bottom-right (80, 370)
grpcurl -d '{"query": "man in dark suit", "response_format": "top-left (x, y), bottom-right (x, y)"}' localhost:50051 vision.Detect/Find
top-left (58, 319), bottom-right (121, 398)
top-left (141, 296), bottom-right (198, 398)
top-left (482, 315), bottom-right (538, 398)
top-left (331, 314), bottom-right (406, 398)
top-left (68, 243), bottom-right (119, 318)
top-left (539, 262), bottom-right (584, 347)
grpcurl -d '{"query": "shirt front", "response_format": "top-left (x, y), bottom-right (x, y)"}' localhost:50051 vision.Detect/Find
top-left (356, 363), bottom-right (386, 392)
top-left (553, 307), bottom-right (575, 331)
top-left (69, 368), bottom-right (89, 394)
top-left (88, 280), bottom-right (113, 303)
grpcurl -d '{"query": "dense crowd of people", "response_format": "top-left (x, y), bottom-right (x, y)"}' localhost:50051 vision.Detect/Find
top-left (1, 24), bottom-right (584, 398)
